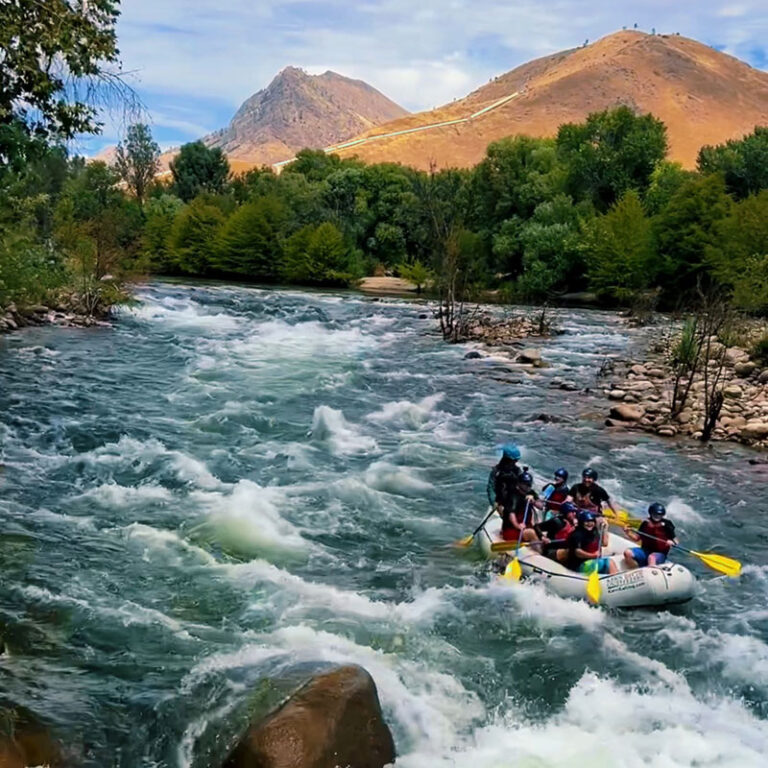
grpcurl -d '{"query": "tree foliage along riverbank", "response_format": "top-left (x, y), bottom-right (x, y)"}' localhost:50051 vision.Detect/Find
top-left (3, 115), bottom-right (768, 320)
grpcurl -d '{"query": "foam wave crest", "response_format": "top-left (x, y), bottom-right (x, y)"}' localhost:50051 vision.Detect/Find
top-left (310, 405), bottom-right (378, 456)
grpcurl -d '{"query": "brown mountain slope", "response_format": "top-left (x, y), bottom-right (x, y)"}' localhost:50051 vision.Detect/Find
top-left (204, 66), bottom-right (408, 167)
top-left (309, 31), bottom-right (768, 171)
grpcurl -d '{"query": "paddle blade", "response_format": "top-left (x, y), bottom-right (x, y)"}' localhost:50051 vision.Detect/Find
top-left (504, 558), bottom-right (523, 581)
top-left (692, 550), bottom-right (742, 578)
top-left (454, 534), bottom-right (474, 548)
top-left (586, 569), bottom-right (601, 604)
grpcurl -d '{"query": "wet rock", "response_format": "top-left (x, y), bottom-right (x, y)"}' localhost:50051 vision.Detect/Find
top-left (559, 381), bottom-right (578, 391)
top-left (607, 390), bottom-right (626, 400)
top-left (609, 404), bottom-right (645, 422)
top-left (3, 314), bottom-right (17, 330)
top-left (605, 418), bottom-right (623, 427)
top-left (656, 425), bottom-right (678, 437)
top-left (517, 348), bottom-right (542, 366)
top-left (735, 361), bottom-right (757, 377)
top-left (224, 665), bottom-right (395, 768)
top-left (464, 351), bottom-right (483, 360)
top-left (527, 412), bottom-right (575, 424)
top-left (418, 313), bottom-right (428, 319)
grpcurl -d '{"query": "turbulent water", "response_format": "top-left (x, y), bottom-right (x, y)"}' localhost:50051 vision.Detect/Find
top-left (2, 281), bottom-right (768, 767)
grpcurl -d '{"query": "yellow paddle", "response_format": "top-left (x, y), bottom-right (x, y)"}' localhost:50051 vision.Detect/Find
top-left (454, 506), bottom-right (497, 548)
top-left (586, 568), bottom-right (601, 604)
top-left (605, 509), bottom-right (742, 578)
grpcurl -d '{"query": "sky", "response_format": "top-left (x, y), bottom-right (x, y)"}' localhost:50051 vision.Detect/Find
top-left (82, 0), bottom-right (768, 154)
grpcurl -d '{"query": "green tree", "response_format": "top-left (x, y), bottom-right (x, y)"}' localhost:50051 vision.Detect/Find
top-left (116, 123), bottom-right (160, 206)
top-left (643, 161), bottom-right (694, 216)
top-left (557, 107), bottom-right (668, 211)
top-left (698, 127), bottom-right (768, 200)
top-left (286, 149), bottom-right (346, 182)
top-left (706, 190), bottom-right (768, 312)
top-left (169, 197), bottom-right (225, 274)
top-left (585, 190), bottom-right (656, 299)
top-left (214, 196), bottom-right (287, 279)
top-left (142, 194), bottom-right (185, 273)
top-left (282, 222), bottom-right (348, 285)
top-left (653, 173), bottom-right (732, 303)
top-left (170, 142), bottom-right (230, 202)
top-left (0, 0), bottom-right (122, 167)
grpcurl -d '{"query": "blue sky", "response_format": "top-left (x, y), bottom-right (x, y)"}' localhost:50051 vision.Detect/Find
top-left (82, 0), bottom-right (768, 154)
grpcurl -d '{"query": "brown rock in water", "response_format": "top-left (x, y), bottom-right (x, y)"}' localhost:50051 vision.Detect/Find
top-left (609, 404), bottom-right (645, 422)
top-left (517, 348), bottom-right (542, 366)
top-left (0, 707), bottom-right (62, 768)
top-left (608, 389), bottom-right (626, 400)
top-left (224, 665), bottom-right (395, 768)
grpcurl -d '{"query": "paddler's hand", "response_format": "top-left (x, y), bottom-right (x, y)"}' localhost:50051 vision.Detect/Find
top-left (623, 526), bottom-right (633, 536)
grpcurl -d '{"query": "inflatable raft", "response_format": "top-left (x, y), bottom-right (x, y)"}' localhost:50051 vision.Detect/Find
top-left (478, 514), bottom-right (696, 608)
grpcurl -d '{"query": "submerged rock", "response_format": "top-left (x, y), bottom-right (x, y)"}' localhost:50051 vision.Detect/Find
top-left (517, 348), bottom-right (542, 366)
top-left (464, 350), bottom-right (483, 359)
top-left (224, 665), bottom-right (395, 768)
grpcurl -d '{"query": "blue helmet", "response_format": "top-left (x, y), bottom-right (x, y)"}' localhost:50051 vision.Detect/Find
top-left (554, 467), bottom-right (569, 482)
top-left (648, 502), bottom-right (666, 518)
top-left (560, 501), bottom-right (577, 516)
top-left (518, 471), bottom-right (533, 487)
top-left (577, 510), bottom-right (595, 525)
top-left (582, 467), bottom-right (598, 481)
top-left (501, 443), bottom-right (521, 460)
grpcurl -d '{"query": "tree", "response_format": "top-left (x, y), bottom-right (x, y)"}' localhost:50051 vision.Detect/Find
top-left (585, 190), bottom-right (656, 300)
top-left (282, 222), bottom-right (348, 285)
top-left (557, 107), bottom-right (668, 211)
top-left (706, 191), bottom-right (768, 312)
top-left (170, 142), bottom-right (230, 202)
top-left (643, 161), bottom-right (694, 216)
top-left (0, 1), bottom-right (123, 167)
top-left (141, 194), bottom-right (185, 273)
top-left (169, 197), bottom-right (225, 274)
top-left (698, 127), bottom-right (768, 200)
top-left (116, 123), bottom-right (160, 207)
top-left (214, 196), bottom-right (286, 279)
top-left (653, 174), bottom-right (732, 304)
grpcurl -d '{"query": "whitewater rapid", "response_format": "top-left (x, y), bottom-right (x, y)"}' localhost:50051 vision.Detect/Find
top-left (1, 281), bottom-right (767, 767)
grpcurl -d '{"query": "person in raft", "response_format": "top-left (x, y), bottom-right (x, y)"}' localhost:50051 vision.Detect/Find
top-left (487, 443), bottom-right (523, 509)
top-left (532, 500), bottom-right (578, 560)
top-left (541, 467), bottom-right (570, 520)
top-left (623, 503), bottom-right (677, 568)
top-left (567, 467), bottom-right (617, 516)
top-left (499, 471), bottom-right (541, 542)
top-left (565, 510), bottom-right (617, 575)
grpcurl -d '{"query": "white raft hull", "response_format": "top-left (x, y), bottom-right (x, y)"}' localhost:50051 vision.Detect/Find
top-left (478, 515), bottom-right (696, 609)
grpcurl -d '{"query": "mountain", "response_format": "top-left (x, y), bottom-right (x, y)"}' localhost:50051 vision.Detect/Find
top-left (202, 67), bottom-right (408, 169)
top-left (311, 31), bottom-right (768, 171)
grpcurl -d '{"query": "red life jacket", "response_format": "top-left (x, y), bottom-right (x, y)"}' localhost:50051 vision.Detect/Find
top-left (582, 531), bottom-right (600, 555)
top-left (555, 519), bottom-right (574, 541)
top-left (641, 520), bottom-right (673, 554)
top-left (545, 483), bottom-right (569, 511)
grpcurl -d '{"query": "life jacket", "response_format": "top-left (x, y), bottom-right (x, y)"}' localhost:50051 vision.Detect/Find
top-left (640, 520), bottom-right (673, 554)
top-left (554, 518), bottom-right (574, 541)
top-left (566, 527), bottom-right (599, 570)
top-left (501, 493), bottom-right (530, 532)
top-left (543, 482), bottom-right (569, 511)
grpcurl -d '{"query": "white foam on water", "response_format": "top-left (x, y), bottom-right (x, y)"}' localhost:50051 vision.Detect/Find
top-left (125, 298), bottom-right (240, 332)
top-left (366, 393), bottom-right (445, 428)
top-left (403, 671), bottom-right (768, 768)
top-left (310, 405), bottom-right (378, 456)
top-left (363, 461), bottom-right (434, 497)
top-left (75, 482), bottom-right (174, 507)
top-left (486, 579), bottom-right (606, 630)
top-left (189, 479), bottom-right (306, 557)
top-left (119, 523), bottom-right (217, 566)
top-left (659, 617), bottom-right (768, 689)
top-left (666, 497), bottom-right (704, 524)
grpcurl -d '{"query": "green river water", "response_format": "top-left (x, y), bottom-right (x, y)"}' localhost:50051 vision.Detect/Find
top-left (1, 281), bottom-right (767, 767)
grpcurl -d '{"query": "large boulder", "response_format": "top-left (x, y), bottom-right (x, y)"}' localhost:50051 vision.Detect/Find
top-left (734, 361), bottom-right (757, 377)
top-left (516, 348), bottom-right (542, 366)
top-left (609, 404), bottom-right (645, 422)
top-left (224, 665), bottom-right (395, 768)
top-left (742, 421), bottom-right (768, 440)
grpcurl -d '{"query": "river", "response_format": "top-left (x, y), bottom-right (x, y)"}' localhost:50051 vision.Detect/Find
top-left (1, 281), bottom-right (767, 767)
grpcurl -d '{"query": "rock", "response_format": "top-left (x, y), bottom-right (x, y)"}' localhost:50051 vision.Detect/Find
top-left (725, 347), bottom-right (749, 364)
top-left (723, 385), bottom-right (743, 399)
top-left (517, 348), bottom-right (542, 366)
top-left (627, 380), bottom-right (655, 391)
top-left (629, 364), bottom-right (646, 375)
top-left (742, 421), bottom-right (768, 440)
top-left (675, 410), bottom-right (693, 425)
top-left (527, 413), bottom-right (574, 424)
top-left (608, 390), bottom-right (626, 400)
top-left (3, 314), bottom-right (17, 330)
top-left (463, 351), bottom-right (483, 359)
top-left (656, 425), bottom-right (678, 437)
top-left (605, 418), bottom-right (626, 427)
top-left (759, 370), bottom-right (768, 384)
top-left (622, 393), bottom-right (639, 403)
top-left (646, 368), bottom-right (667, 379)
top-left (559, 381), bottom-right (578, 391)
top-left (225, 665), bottom-right (395, 768)
top-left (609, 404), bottom-right (645, 422)
top-left (735, 361), bottom-right (757, 377)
